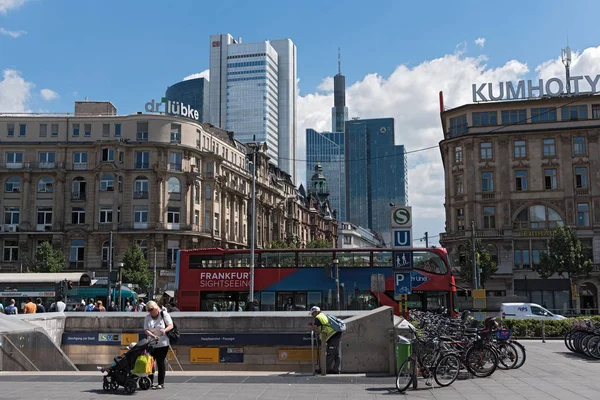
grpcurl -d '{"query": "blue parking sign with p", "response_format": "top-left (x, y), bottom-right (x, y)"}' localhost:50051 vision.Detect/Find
top-left (393, 251), bottom-right (413, 271)
top-left (394, 272), bottom-right (412, 295)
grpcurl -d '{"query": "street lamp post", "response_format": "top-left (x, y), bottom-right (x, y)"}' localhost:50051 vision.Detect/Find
top-left (333, 258), bottom-right (340, 310)
top-left (247, 141), bottom-right (259, 302)
top-left (153, 247), bottom-right (157, 300)
top-left (117, 262), bottom-right (124, 311)
top-left (107, 231), bottom-right (113, 305)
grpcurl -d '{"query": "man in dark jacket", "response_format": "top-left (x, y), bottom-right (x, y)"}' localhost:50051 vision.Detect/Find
top-left (35, 298), bottom-right (45, 313)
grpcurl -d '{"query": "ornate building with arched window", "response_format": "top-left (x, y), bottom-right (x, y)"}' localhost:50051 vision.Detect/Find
top-left (439, 93), bottom-right (600, 313)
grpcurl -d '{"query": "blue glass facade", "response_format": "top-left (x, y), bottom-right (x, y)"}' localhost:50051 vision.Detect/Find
top-left (165, 78), bottom-right (209, 123)
top-left (306, 129), bottom-right (345, 222)
top-left (345, 118), bottom-right (408, 245)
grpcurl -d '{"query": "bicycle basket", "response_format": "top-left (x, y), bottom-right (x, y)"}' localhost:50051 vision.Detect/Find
top-left (495, 329), bottom-right (511, 340)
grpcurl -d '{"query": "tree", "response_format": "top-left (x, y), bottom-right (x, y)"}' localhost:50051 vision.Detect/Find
top-left (456, 239), bottom-right (498, 288)
top-left (306, 239), bottom-right (333, 249)
top-left (533, 226), bottom-right (592, 280)
top-left (31, 241), bottom-right (65, 273)
top-left (268, 239), bottom-right (292, 249)
top-left (122, 244), bottom-right (152, 289)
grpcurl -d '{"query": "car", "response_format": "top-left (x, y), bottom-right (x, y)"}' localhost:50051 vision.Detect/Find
top-left (500, 302), bottom-right (566, 320)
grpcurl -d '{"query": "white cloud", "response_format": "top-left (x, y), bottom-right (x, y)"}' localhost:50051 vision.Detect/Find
top-left (0, 27), bottom-right (26, 38)
top-left (0, 69), bottom-right (34, 112)
top-left (317, 76), bottom-right (334, 92)
top-left (297, 49), bottom-right (531, 242)
top-left (183, 70), bottom-right (209, 81)
top-left (536, 45), bottom-right (600, 84)
top-left (0, 0), bottom-right (25, 14)
top-left (72, 91), bottom-right (78, 97)
top-left (40, 88), bottom-right (59, 101)
top-left (474, 37), bottom-right (486, 49)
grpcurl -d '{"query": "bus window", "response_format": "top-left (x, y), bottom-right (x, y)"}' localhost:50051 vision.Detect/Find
top-left (259, 292), bottom-right (276, 311)
top-left (412, 251), bottom-right (448, 274)
top-left (307, 291), bottom-right (322, 309)
top-left (373, 251), bottom-right (393, 268)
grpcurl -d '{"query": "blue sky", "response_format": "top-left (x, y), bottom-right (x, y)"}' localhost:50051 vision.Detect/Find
top-left (2, 0), bottom-right (600, 245)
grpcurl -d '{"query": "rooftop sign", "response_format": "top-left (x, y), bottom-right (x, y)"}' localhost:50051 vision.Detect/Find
top-left (472, 75), bottom-right (600, 102)
top-left (145, 97), bottom-right (199, 121)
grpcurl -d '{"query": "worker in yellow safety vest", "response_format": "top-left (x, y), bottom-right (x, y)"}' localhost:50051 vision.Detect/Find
top-left (309, 306), bottom-right (342, 374)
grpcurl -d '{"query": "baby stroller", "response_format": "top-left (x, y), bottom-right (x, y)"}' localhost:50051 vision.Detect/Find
top-left (98, 337), bottom-right (158, 394)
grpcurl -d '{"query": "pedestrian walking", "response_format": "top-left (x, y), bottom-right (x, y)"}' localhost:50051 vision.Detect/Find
top-left (85, 299), bottom-right (95, 312)
top-left (35, 298), bottom-right (45, 313)
top-left (5, 299), bottom-right (18, 315)
top-left (144, 300), bottom-right (174, 390)
top-left (93, 300), bottom-right (106, 312)
top-left (24, 298), bottom-right (36, 314)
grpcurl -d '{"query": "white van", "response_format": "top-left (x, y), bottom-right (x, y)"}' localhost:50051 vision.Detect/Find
top-left (500, 303), bottom-right (567, 320)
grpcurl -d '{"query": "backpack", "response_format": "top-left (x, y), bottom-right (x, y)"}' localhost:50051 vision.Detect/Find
top-left (325, 314), bottom-right (346, 332)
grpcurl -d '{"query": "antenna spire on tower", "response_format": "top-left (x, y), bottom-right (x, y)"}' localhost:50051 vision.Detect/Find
top-left (338, 47), bottom-right (341, 74)
top-left (561, 42), bottom-right (572, 94)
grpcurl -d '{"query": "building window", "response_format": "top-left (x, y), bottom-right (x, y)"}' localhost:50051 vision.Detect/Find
top-left (515, 205), bottom-right (563, 229)
top-left (102, 124), bottom-right (110, 137)
top-left (4, 207), bottom-right (19, 225)
top-left (134, 177), bottom-right (149, 199)
top-left (71, 207), bottom-right (85, 224)
top-left (575, 167), bottom-right (588, 189)
top-left (514, 140), bottom-right (526, 158)
top-left (449, 114), bottom-right (468, 136)
top-left (170, 124), bottom-right (181, 143)
top-left (561, 105), bottom-right (587, 121)
top-left (37, 207), bottom-right (52, 230)
top-left (5, 177), bottom-right (20, 193)
top-left (7, 123), bottom-right (14, 137)
top-left (578, 203), bottom-right (590, 227)
top-left (515, 170), bottom-right (528, 191)
top-left (501, 109), bottom-right (527, 124)
top-left (101, 148), bottom-right (114, 162)
top-left (114, 123), bottom-right (121, 137)
top-left (118, 175), bottom-right (123, 192)
top-left (167, 177), bottom-right (181, 193)
top-left (3, 240), bottom-right (18, 261)
top-left (72, 123), bottom-right (80, 137)
top-left (483, 207), bottom-right (495, 229)
top-left (39, 124), bottom-right (47, 137)
top-left (472, 111), bottom-right (497, 126)
top-left (167, 240), bottom-right (179, 266)
top-left (543, 139), bottom-right (555, 157)
top-left (134, 206), bottom-right (148, 228)
top-left (167, 207), bottom-right (180, 225)
top-left (531, 107), bottom-right (557, 122)
top-left (204, 211), bottom-right (211, 232)
top-left (39, 151), bottom-right (55, 168)
top-left (544, 169), bottom-right (557, 190)
top-left (72, 177), bottom-right (86, 200)
top-left (38, 177), bottom-right (54, 193)
top-left (169, 152), bottom-right (182, 171)
top-left (84, 123), bottom-right (91, 137)
top-left (195, 184), bottom-right (200, 204)
top-left (573, 137), bottom-right (585, 156)
top-left (101, 241), bottom-right (110, 267)
top-left (343, 235), bottom-right (352, 245)
top-left (19, 124), bottom-right (26, 136)
top-left (194, 210), bottom-right (200, 226)
top-left (70, 240), bottom-right (85, 268)
top-left (514, 249), bottom-right (530, 269)
top-left (592, 104), bottom-right (600, 119)
top-left (456, 208), bottom-right (465, 231)
top-left (481, 172), bottom-right (494, 192)
top-left (51, 124), bottom-right (58, 137)
top-left (137, 122), bottom-right (149, 140)
top-left (135, 151), bottom-right (150, 169)
top-left (454, 146), bottom-right (463, 164)
top-left (6, 152), bottom-right (23, 168)
top-left (214, 212), bottom-right (220, 234)
top-left (99, 207), bottom-right (113, 224)
top-left (100, 174), bottom-right (114, 191)
top-left (73, 152), bottom-right (88, 169)
top-left (455, 175), bottom-right (464, 195)
top-left (480, 142), bottom-right (493, 160)
top-left (205, 184), bottom-right (212, 200)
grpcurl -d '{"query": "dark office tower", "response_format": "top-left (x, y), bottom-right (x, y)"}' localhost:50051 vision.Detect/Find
top-left (165, 77), bottom-right (209, 123)
top-left (332, 48), bottom-right (348, 133)
top-left (345, 118), bottom-right (408, 246)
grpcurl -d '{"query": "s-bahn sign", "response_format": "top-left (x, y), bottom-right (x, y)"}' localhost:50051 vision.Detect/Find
top-left (391, 206), bottom-right (412, 228)
top-left (472, 75), bottom-right (600, 102)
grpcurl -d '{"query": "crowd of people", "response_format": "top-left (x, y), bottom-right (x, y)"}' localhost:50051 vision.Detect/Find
top-left (2, 296), bottom-right (179, 314)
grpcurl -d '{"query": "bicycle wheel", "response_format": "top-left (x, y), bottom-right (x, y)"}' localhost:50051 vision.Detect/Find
top-left (465, 345), bottom-right (498, 378)
top-left (434, 353), bottom-right (460, 387)
top-left (496, 342), bottom-right (518, 370)
top-left (396, 358), bottom-right (415, 393)
top-left (511, 340), bottom-right (526, 369)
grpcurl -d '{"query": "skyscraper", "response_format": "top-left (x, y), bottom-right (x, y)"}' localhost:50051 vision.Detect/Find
top-left (306, 129), bottom-right (345, 221)
top-left (209, 34), bottom-right (297, 181)
top-left (345, 118), bottom-right (408, 245)
top-left (331, 49), bottom-right (348, 133)
top-left (165, 77), bottom-right (210, 123)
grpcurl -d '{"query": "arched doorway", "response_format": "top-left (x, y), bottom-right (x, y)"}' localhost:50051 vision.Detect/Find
top-left (579, 282), bottom-right (597, 314)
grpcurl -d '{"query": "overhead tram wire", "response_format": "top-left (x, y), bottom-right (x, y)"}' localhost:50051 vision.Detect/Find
top-left (281, 92), bottom-right (598, 165)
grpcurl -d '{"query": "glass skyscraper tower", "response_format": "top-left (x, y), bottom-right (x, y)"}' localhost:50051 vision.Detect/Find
top-left (165, 77), bottom-right (209, 123)
top-left (345, 118), bottom-right (408, 245)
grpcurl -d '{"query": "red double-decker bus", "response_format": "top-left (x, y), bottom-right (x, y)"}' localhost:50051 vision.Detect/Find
top-left (176, 247), bottom-right (458, 316)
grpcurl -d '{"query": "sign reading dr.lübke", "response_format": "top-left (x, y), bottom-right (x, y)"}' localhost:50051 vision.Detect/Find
top-left (145, 97), bottom-right (200, 121)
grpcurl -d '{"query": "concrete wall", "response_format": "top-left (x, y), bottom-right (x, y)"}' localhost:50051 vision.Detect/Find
top-left (16, 312), bottom-right (67, 346)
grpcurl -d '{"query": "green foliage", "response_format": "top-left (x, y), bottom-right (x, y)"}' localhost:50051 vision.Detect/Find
top-left (502, 317), bottom-right (600, 338)
top-left (533, 226), bottom-right (592, 279)
top-left (122, 244), bottom-right (152, 289)
top-left (268, 239), bottom-right (295, 249)
top-left (306, 239), bottom-right (333, 249)
top-left (456, 239), bottom-right (498, 288)
top-left (31, 241), bottom-right (65, 273)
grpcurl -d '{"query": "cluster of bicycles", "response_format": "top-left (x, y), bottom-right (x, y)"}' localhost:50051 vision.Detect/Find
top-left (564, 319), bottom-right (600, 357)
top-left (396, 311), bottom-right (527, 393)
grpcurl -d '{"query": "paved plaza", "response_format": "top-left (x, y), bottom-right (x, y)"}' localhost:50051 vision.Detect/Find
top-left (1, 341), bottom-right (599, 399)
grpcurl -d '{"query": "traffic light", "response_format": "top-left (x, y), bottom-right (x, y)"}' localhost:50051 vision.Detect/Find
top-left (67, 280), bottom-right (73, 290)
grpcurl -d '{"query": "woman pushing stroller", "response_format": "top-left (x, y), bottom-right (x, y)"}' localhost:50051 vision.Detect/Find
top-left (144, 300), bottom-right (174, 390)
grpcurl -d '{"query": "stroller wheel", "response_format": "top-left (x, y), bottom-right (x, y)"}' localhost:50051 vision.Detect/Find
top-left (124, 379), bottom-right (137, 394)
top-left (110, 381), bottom-right (119, 391)
top-left (102, 381), bottom-right (110, 392)
top-left (139, 377), bottom-right (151, 390)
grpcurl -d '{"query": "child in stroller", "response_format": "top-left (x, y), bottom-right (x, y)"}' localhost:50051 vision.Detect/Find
top-left (97, 337), bottom-right (158, 394)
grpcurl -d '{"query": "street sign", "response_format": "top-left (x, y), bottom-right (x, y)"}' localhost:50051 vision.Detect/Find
top-left (411, 270), bottom-right (430, 289)
top-left (392, 229), bottom-right (412, 249)
top-left (394, 272), bottom-right (412, 296)
top-left (393, 251), bottom-right (413, 270)
top-left (391, 206), bottom-right (412, 228)
top-left (370, 273), bottom-right (385, 292)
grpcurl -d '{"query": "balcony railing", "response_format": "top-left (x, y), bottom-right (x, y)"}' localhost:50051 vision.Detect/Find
top-left (576, 187), bottom-right (589, 196)
top-left (481, 192), bottom-right (496, 200)
top-left (169, 163), bottom-right (182, 172)
top-left (133, 191), bottom-right (149, 199)
top-left (475, 229), bottom-right (504, 237)
top-left (135, 162), bottom-right (150, 169)
top-left (73, 162), bottom-right (88, 170)
top-left (71, 192), bottom-right (86, 201)
top-left (69, 261), bottom-right (84, 269)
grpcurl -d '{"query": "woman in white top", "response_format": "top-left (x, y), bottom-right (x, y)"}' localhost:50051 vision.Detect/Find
top-left (143, 300), bottom-right (174, 390)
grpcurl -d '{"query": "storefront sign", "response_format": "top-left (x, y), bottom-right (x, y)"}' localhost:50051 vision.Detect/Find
top-left (199, 271), bottom-right (250, 289)
top-left (517, 229), bottom-right (557, 237)
top-left (0, 291), bottom-right (55, 297)
top-left (159, 269), bottom-right (176, 277)
top-left (145, 97), bottom-right (200, 121)
top-left (472, 75), bottom-right (600, 102)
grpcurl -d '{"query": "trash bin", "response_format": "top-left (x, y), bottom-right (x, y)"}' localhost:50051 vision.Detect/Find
top-left (396, 335), bottom-right (411, 372)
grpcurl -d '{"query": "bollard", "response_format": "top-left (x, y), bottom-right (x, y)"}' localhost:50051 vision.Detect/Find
top-left (542, 320), bottom-right (546, 343)
top-left (320, 331), bottom-right (327, 376)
